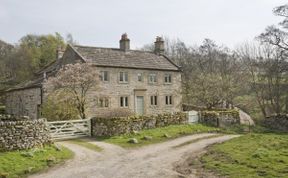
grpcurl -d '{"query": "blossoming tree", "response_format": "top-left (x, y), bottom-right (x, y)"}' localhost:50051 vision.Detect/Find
top-left (44, 63), bottom-right (99, 119)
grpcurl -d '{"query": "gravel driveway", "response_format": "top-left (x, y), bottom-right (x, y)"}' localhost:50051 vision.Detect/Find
top-left (30, 134), bottom-right (238, 178)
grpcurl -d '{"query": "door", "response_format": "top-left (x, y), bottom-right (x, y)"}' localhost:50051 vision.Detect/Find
top-left (136, 96), bottom-right (144, 115)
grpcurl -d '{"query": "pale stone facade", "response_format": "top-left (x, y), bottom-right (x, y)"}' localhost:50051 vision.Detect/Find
top-left (5, 87), bottom-right (42, 119)
top-left (87, 67), bottom-right (182, 117)
top-left (5, 34), bottom-right (182, 119)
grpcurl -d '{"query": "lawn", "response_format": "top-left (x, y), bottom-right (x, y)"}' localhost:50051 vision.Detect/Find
top-left (98, 124), bottom-right (220, 148)
top-left (0, 144), bottom-right (74, 178)
top-left (201, 133), bottom-right (288, 178)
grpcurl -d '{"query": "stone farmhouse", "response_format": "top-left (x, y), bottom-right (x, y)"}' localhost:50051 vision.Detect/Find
top-left (5, 34), bottom-right (182, 119)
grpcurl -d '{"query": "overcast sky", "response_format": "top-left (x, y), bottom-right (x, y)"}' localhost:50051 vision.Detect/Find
top-left (0, 0), bottom-right (287, 49)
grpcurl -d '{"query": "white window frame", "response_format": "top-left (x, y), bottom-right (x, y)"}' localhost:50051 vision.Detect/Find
top-left (98, 97), bottom-right (109, 108)
top-left (148, 73), bottom-right (157, 84)
top-left (165, 95), bottom-right (173, 105)
top-left (137, 73), bottom-right (143, 82)
top-left (164, 74), bottom-right (172, 84)
top-left (150, 95), bottom-right (158, 106)
top-left (120, 96), bottom-right (129, 107)
top-left (119, 71), bottom-right (129, 83)
top-left (100, 71), bottom-right (109, 82)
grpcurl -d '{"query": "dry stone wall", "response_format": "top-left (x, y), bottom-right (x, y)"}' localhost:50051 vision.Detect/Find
top-left (263, 114), bottom-right (288, 132)
top-left (91, 112), bottom-right (187, 136)
top-left (0, 115), bottom-right (51, 151)
top-left (200, 110), bottom-right (240, 127)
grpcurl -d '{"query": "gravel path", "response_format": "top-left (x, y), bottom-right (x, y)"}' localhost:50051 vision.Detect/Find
top-left (30, 134), bottom-right (239, 178)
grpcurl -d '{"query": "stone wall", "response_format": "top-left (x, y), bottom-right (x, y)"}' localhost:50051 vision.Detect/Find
top-left (0, 115), bottom-right (51, 151)
top-left (86, 66), bottom-right (182, 118)
top-left (263, 114), bottom-right (288, 132)
top-left (200, 110), bottom-right (240, 127)
top-left (5, 87), bottom-right (42, 119)
top-left (91, 112), bottom-right (187, 136)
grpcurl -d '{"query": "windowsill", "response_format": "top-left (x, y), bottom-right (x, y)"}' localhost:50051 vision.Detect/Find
top-left (119, 81), bottom-right (129, 84)
top-left (164, 83), bottom-right (172, 85)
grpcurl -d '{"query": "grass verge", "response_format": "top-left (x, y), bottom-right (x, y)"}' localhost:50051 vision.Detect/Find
top-left (68, 139), bottom-right (103, 152)
top-left (172, 134), bottom-right (224, 149)
top-left (201, 133), bottom-right (288, 178)
top-left (97, 124), bottom-right (220, 148)
top-left (0, 144), bottom-right (74, 178)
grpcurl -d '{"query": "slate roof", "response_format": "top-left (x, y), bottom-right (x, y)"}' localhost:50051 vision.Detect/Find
top-left (6, 44), bottom-right (181, 92)
top-left (71, 45), bottom-right (180, 71)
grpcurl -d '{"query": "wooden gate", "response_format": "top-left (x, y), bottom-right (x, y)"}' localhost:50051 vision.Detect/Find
top-left (46, 118), bottom-right (91, 140)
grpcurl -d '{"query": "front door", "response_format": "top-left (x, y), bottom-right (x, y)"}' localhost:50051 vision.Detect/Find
top-left (136, 96), bottom-right (144, 115)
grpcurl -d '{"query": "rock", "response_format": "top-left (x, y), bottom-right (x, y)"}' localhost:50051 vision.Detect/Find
top-left (163, 133), bottom-right (171, 138)
top-left (24, 167), bottom-right (34, 174)
top-left (21, 151), bottom-right (34, 157)
top-left (54, 144), bottom-right (62, 151)
top-left (128, 138), bottom-right (138, 144)
top-left (47, 156), bottom-right (56, 164)
top-left (142, 136), bottom-right (153, 140)
top-left (132, 130), bottom-right (139, 135)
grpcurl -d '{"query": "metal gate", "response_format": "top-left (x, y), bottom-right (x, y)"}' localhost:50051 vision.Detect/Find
top-left (46, 118), bottom-right (91, 140)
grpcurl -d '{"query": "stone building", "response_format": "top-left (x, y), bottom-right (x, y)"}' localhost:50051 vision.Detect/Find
top-left (5, 34), bottom-right (182, 119)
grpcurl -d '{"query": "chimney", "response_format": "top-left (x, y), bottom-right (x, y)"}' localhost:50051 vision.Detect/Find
top-left (119, 33), bottom-right (130, 51)
top-left (56, 46), bottom-right (64, 60)
top-left (154, 36), bottom-right (164, 54)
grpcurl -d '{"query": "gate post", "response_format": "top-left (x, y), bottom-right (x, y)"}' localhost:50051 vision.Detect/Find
top-left (87, 118), bottom-right (92, 136)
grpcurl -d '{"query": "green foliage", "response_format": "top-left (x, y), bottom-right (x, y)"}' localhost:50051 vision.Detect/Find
top-left (19, 33), bottom-right (65, 69)
top-left (201, 134), bottom-right (288, 178)
top-left (98, 124), bottom-right (220, 148)
top-left (41, 91), bottom-right (78, 121)
top-left (0, 106), bottom-right (5, 114)
top-left (0, 144), bottom-right (73, 178)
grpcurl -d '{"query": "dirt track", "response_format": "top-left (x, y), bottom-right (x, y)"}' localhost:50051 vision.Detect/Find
top-left (30, 134), bottom-right (239, 178)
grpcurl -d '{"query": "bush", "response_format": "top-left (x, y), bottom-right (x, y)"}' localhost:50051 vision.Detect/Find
top-left (41, 91), bottom-right (78, 121)
top-left (0, 106), bottom-right (5, 114)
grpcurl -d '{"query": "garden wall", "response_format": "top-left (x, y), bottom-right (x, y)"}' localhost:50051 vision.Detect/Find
top-left (200, 110), bottom-right (240, 127)
top-left (0, 115), bottom-right (51, 151)
top-left (91, 112), bottom-right (187, 136)
top-left (263, 114), bottom-right (288, 132)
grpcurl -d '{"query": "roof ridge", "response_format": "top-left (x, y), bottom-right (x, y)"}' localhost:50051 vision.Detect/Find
top-left (73, 44), bottom-right (157, 54)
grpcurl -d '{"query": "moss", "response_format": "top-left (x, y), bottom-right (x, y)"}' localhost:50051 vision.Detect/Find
top-left (201, 134), bottom-right (288, 178)
top-left (97, 124), bottom-right (220, 148)
top-left (0, 144), bottom-right (73, 178)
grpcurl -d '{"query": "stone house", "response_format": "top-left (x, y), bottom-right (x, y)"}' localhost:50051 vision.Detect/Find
top-left (5, 34), bottom-right (182, 119)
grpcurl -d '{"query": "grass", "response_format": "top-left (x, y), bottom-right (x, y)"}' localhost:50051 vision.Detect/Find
top-left (97, 124), bottom-right (220, 148)
top-left (201, 133), bottom-right (288, 178)
top-left (172, 134), bottom-right (224, 148)
top-left (0, 144), bottom-right (74, 178)
top-left (68, 139), bottom-right (103, 152)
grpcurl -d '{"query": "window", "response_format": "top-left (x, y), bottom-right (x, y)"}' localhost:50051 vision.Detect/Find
top-left (164, 74), bottom-right (172, 83)
top-left (98, 98), bottom-right (109, 107)
top-left (150, 95), bottom-right (157, 106)
top-left (137, 73), bottom-right (143, 82)
top-left (119, 72), bottom-right (128, 83)
top-left (149, 74), bottom-right (157, 84)
top-left (100, 71), bottom-right (109, 82)
top-left (165, 96), bottom-right (173, 105)
top-left (120, 96), bottom-right (129, 107)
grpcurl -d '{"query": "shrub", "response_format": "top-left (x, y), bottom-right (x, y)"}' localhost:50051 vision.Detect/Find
top-left (41, 91), bottom-right (78, 121)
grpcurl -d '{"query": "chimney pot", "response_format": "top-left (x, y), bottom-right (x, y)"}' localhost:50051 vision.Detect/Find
top-left (154, 36), bottom-right (164, 54)
top-left (119, 33), bottom-right (130, 51)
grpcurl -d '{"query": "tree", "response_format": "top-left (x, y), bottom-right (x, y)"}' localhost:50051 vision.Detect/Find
top-left (19, 33), bottom-right (65, 70)
top-left (44, 63), bottom-right (99, 119)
